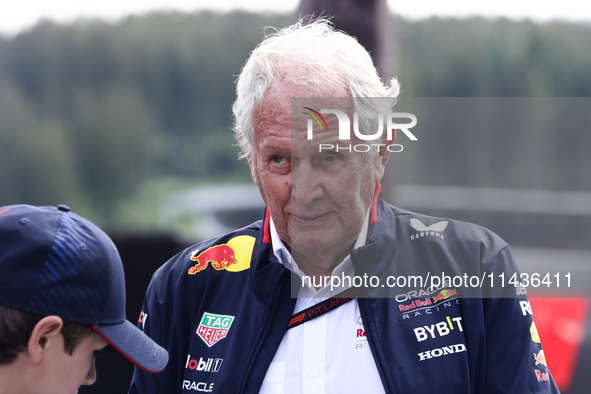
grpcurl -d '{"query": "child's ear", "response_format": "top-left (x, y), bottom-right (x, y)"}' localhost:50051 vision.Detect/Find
top-left (27, 316), bottom-right (63, 363)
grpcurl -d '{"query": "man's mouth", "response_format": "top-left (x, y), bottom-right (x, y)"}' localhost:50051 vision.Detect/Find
top-left (291, 212), bottom-right (331, 224)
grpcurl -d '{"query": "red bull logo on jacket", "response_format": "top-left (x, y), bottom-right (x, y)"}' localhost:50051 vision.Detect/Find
top-left (189, 245), bottom-right (237, 274)
top-left (432, 289), bottom-right (459, 303)
top-left (530, 322), bottom-right (541, 343)
top-left (188, 235), bottom-right (255, 274)
top-left (533, 350), bottom-right (547, 367)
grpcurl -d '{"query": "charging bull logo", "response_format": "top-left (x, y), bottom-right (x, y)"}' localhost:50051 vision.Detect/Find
top-left (433, 289), bottom-right (459, 303)
top-left (534, 350), bottom-right (547, 367)
top-left (189, 245), bottom-right (237, 273)
top-left (188, 235), bottom-right (256, 274)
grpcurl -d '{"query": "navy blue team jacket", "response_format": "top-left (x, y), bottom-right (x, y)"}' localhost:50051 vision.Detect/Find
top-left (129, 186), bottom-right (560, 393)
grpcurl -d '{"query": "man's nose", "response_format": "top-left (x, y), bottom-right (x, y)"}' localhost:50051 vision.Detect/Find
top-left (291, 162), bottom-right (324, 205)
top-left (82, 355), bottom-right (97, 385)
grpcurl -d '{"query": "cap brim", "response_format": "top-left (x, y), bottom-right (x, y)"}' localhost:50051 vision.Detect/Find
top-left (93, 320), bottom-right (169, 373)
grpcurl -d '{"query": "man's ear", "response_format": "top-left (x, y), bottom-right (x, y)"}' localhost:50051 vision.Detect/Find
top-left (237, 131), bottom-right (258, 186)
top-left (247, 157), bottom-right (258, 186)
top-left (27, 316), bottom-right (63, 363)
top-left (374, 131), bottom-right (394, 181)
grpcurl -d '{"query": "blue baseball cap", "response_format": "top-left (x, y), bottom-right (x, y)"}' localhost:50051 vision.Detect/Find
top-left (0, 204), bottom-right (168, 373)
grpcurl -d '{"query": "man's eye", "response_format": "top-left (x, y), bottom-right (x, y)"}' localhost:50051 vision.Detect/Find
top-left (272, 156), bottom-right (286, 164)
top-left (324, 155), bottom-right (336, 162)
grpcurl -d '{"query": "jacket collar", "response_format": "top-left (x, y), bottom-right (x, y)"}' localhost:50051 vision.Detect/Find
top-left (352, 183), bottom-right (399, 296)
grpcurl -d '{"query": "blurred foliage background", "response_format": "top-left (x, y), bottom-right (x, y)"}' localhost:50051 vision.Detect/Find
top-left (0, 11), bottom-right (590, 231)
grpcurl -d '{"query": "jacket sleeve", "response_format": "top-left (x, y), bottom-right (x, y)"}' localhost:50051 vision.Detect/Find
top-left (128, 273), bottom-right (164, 394)
top-left (482, 246), bottom-right (560, 394)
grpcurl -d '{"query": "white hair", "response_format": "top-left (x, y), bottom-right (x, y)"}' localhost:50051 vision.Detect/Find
top-left (232, 18), bottom-right (400, 162)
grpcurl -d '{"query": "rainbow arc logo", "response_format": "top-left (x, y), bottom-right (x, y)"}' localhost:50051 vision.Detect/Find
top-left (302, 107), bottom-right (328, 131)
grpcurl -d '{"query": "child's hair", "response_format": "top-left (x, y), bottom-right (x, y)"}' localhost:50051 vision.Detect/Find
top-left (0, 304), bottom-right (95, 365)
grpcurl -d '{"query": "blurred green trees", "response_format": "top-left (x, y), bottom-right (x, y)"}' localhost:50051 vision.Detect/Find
top-left (0, 11), bottom-right (589, 230)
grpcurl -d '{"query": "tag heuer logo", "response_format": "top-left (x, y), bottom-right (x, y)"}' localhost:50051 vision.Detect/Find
top-left (197, 312), bottom-right (235, 347)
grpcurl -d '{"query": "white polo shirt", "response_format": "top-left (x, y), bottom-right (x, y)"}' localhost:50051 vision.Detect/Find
top-left (260, 212), bottom-right (385, 394)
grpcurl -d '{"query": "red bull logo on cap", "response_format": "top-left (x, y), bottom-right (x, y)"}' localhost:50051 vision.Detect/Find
top-left (188, 235), bottom-right (255, 274)
top-left (432, 289), bottom-right (459, 303)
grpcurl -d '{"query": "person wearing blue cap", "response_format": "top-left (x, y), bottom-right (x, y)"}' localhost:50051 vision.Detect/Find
top-left (0, 204), bottom-right (169, 393)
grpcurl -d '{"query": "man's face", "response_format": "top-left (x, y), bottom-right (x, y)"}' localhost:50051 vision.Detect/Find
top-left (249, 82), bottom-right (389, 258)
top-left (44, 331), bottom-right (108, 394)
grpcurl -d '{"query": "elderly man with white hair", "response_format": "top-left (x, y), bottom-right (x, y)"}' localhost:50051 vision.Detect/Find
top-left (129, 19), bottom-right (559, 394)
